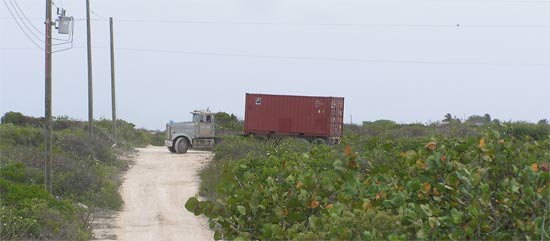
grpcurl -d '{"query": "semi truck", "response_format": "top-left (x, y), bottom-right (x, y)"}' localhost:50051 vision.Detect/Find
top-left (165, 110), bottom-right (216, 153)
top-left (165, 93), bottom-right (344, 154)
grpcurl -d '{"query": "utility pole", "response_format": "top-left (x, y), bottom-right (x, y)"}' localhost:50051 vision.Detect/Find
top-left (110, 17), bottom-right (117, 142)
top-left (44, 0), bottom-right (53, 193)
top-left (86, 0), bottom-right (93, 135)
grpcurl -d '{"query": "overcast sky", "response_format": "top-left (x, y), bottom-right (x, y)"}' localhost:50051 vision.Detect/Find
top-left (1, 0), bottom-right (549, 130)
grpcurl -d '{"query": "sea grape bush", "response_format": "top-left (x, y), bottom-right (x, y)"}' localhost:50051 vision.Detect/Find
top-left (187, 129), bottom-right (550, 240)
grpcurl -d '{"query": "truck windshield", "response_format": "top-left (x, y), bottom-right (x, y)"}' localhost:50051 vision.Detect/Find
top-left (193, 114), bottom-right (202, 122)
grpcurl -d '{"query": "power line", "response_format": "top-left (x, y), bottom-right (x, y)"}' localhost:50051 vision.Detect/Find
top-left (111, 19), bottom-right (550, 29)
top-left (91, 10), bottom-right (108, 21)
top-left (2, 0), bottom-right (73, 48)
top-left (117, 47), bottom-right (550, 67)
top-left (0, 46), bottom-right (104, 50)
top-left (2, 0), bottom-right (43, 50)
top-left (2, 46), bottom-right (547, 66)
top-left (10, 0), bottom-right (43, 37)
top-left (431, 0), bottom-right (550, 3)
top-left (7, 0), bottom-right (43, 43)
top-left (2, 17), bottom-right (549, 29)
top-left (9, 0), bottom-right (70, 42)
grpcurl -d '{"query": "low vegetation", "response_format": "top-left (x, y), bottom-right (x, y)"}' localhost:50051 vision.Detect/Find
top-left (0, 111), bottom-right (155, 240)
top-left (188, 116), bottom-right (550, 240)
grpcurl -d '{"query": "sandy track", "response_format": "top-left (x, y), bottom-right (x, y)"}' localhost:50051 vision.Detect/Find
top-left (94, 146), bottom-right (214, 241)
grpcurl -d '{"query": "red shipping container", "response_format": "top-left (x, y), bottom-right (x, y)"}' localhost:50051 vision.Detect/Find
top-left (244, 93), bottom-right (344, 144)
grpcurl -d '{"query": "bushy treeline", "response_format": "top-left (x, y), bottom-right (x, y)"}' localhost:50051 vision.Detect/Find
top-left (188, 118), bottom-right (549, 240)
top-left (215, 112), bottom-right (244, 135)
top-left (0, 111), bottom-right (154, 240)
top-left (353, 117), bottom-right (550, 141)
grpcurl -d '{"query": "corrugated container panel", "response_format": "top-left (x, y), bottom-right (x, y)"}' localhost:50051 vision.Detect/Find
top-left (244, 93), bottom-right (344, 139)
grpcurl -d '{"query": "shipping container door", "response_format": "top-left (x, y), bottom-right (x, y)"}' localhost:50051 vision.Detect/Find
top-left (330, 98), bottom-right (344, 138)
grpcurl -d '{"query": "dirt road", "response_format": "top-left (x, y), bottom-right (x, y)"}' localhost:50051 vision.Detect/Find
top-left (93, 146), bottom-right (214, 241)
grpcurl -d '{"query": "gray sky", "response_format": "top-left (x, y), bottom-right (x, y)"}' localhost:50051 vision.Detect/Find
top-left (1, 0), bottom-right (549, 130)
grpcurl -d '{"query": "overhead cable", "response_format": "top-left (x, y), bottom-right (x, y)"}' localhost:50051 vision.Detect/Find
top-left (117, 47), bottom-right (550, 67)
top-left (2, 0), bottom-right (43, 50)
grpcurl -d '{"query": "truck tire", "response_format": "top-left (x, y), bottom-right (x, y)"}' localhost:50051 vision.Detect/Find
top-left (167, 146), bottom-right (176, 153)
top-left (312, 138), bottom-right (327, 145)
top-left (298, 138), bottom-right (311, 144)
top-left (175, 137), bottom-right (189, 154)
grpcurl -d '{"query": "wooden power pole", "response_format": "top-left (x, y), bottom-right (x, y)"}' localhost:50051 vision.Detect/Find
top-left (86, 0), bottom-right (94, 135)
top-left (44, 0), bottom-right (53, 193)
top-left (110, 17), bottom-right (117, 141)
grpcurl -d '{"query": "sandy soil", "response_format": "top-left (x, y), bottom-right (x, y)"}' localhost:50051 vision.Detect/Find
top-left (93, 146), bottom-right (214, 241)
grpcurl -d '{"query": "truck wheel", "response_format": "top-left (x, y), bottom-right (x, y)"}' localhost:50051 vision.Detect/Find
top-left (298, 138), bottom-right (311, 144)
top-left (167, 146), bottom-right (176, 153)
top-left (175, 138), bottom-right (189, 154)
top-left (312, 138), bottom-right (327, 145)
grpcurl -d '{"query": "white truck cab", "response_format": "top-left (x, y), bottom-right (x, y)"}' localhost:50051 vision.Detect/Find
top-left (165, 110), bottom-right (216, 153)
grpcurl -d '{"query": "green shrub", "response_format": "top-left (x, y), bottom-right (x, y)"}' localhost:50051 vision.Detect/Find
top-left (0, 124), bottom-right (43, 147)
top-left (0, 112), bottom-right (156, 240)
top-left (188, 127), bottom-right (550, 240)
top-left (1, 111), bottom-right (26, 125)
top-left (53, 115), bottom-right (85, 131)
top-left (508, 122), bottom-right (550, 140)
top-left (0, 111), bottom-right (43, 128)
top-left (215, 112), bottom-right (243, 134)
top-left (198, 136), bottom-right (266, 199)
top-left (0, 176), bottom-right (89, 241)
top-left (149, 130), bottom-right (166, 146)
